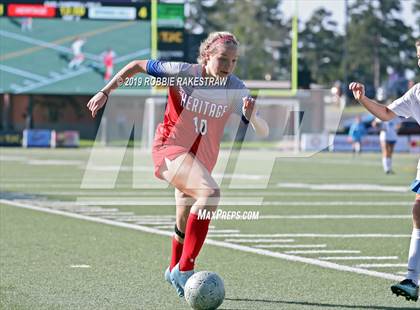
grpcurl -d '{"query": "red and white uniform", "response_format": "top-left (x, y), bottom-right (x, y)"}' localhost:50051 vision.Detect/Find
top-left (146, 60), bottom-right (249, 178)
top-left (102, 50), bottom-right (116, 81)
top-left (68, 39), bottom-right (85, 69)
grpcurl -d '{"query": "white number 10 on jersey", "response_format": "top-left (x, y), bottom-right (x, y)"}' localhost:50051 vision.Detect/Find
top-left (193, 117), bottom-right (208, 135)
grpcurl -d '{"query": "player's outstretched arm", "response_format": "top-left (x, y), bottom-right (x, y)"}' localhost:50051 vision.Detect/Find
top-left (349, 82), bottom-right (396, 121)
top-left (242, 96), bottom-right (269, 137)
top-left (87, 60), bottom-right (148, 118)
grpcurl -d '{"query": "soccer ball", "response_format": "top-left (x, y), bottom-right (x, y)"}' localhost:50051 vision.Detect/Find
top-left (184, 271), bottom-right (225, 310)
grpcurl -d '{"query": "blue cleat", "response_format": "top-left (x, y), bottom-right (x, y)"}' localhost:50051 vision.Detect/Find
top-left (164, 266), bottom-right (172, 285)
top-left (391, 279), bottom-right (419, 302)
top-left (170, 263), bottom-right (194, 298)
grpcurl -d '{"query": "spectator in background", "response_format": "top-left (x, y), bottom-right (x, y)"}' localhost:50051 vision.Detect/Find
top-left (372, 117), bottom-right (401, 174)
top-left (102, 48), bottom-right (116, 82)
top-left (331, 80), bottom-right (346, 108)
top-left (21, 17), bottom-right (32, 32)
top-left (348, 115), bottom-right (366, 155)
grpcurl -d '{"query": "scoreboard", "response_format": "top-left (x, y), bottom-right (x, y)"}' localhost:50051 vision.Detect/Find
top-left (0, 1), bottom-right (185, 58)
top-left (0, 1), bottom-right (185, 94)
top-left (1, 1), bottom-right (151, 21)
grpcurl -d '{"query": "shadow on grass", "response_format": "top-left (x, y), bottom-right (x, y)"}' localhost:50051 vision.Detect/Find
top-left (222, 297), bottom-right (415, 310)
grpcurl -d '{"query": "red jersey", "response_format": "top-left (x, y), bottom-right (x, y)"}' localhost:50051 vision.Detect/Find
top-left (147, 60), bottom-right (249, 173)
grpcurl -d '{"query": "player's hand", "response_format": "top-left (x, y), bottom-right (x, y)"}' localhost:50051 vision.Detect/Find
top-left (242, 96), bottom-right (257, 121)
top-left (349, 82), bottom-right (365, 101)
top-left (87, 91), bottom-right (108, 118)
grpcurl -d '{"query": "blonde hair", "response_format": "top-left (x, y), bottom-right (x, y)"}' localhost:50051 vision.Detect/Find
top-left (197, 31), bottom-right (239, 65)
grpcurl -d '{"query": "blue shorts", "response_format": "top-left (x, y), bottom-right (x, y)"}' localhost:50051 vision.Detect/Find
top-left (385, 140), bottom-right (396, 145)
top-left (411, 180), bottom-right (420, 194)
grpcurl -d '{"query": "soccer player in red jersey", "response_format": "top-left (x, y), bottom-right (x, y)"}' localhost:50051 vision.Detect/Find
top-left (102, 48), bottom-right (116, 82)
top-left (87, 32), bottom-right (269, 297)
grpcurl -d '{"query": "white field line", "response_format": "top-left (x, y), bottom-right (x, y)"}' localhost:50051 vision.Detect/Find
top-left (83, 212), bottom-right (135, 217)
top-left (123, 219), bottom-right (173, 223)
top-left (76, 210), bottom-right (129, 215)
top-left (12, 66), bottom-right (92, 93)
top-left (355, 264), bottom-right (407, 268)
top-left (11, 48), bottom-right (149, 93)
top-left (285, 250), bottom-right (361, 254)
top-left (207, 233), bottom-right (410, 238)
top-left (70, 265), bottom-right (91, 268)
top-left (69, 208), bottom-right (120, 212)
top-left (0, 64), bottom-right (47, 81)
top-left (0, 184), bottom-right (167, 189)
top-left (59, 208), bottom-right (120, 212)
top-left (134, 221), bottom-right (174, 225)
top-left (86, 211), bottom-right (134, 215)
top-left (277, 182), bottom-right (408, 192)
top-left (254, 244), bottom-right (327, 249)
top-left (9, 190), bottom-right (410, 197)
top-left (270, 158), bottom-right (381, 166)
top-left (27, 159), bottom-right (83, 166)
top-left (154, 226), bottom-right (210, 230)
top-left (208, 229), bottom-right (241, 233)
top-left (259, 215), bottom-right (411, 219)
top-left (0, 155), bottom-right (27, 161)
top-left (116, 215), bottom-right (174, 218)
top-left (0, 199), bottom-right (403, 282)
top-left (0, 184), bottom-right (94, 188)
top-left (0, 30), bottom-right (101, 61)
top-left (114, 215), bottom-right (175, 223)
top-left (212, 173), bottom-right (264, 180)
top-left (153, 225), bottom-right (176, 229)
top-left (262, 202), bottom-right (411, 206)
top-left (73, 199), bottom-right (410, 207)
top-left (73, 208), bottom-right (120, 212)
top-left (152, 225), bottom-right (216, 230)
top-left (24, 191), bottom-right (416, 202)
top-left (224, 239), bottom-right (295, 243)
top-left (74, 198), bottom-right (263, 206)
top-left (2, 180), bottom-right (409, 198)
top-left (320, 256), bottom-right (399, 261)
top-left (80, 165), bottom-right (154, 172)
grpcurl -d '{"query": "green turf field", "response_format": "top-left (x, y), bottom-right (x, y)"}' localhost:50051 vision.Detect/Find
top-left (0, 18), bottom-right (151, 94)
top-left (0, 147), bottom-right (419, 309)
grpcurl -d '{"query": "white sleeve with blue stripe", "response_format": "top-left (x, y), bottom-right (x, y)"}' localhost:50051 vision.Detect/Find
top-left (228, 76), bottom-right (250, 117)
top-left (146, 60), bottom-right (193, 78)
top-left (388, 83), bottom-right (420, 118)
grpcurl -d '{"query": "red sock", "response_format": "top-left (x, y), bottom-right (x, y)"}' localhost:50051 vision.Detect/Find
top-left (170, 237), bottom-right (184, 271)
top-left (179, 213), bottom-right (211, 271)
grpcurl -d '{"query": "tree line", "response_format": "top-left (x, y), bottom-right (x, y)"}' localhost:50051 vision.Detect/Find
top-left (185, 0), bottom-right (420, 89)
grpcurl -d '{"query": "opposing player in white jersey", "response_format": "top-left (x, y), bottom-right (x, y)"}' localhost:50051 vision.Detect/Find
top-left (87, 32), bottom-right (269, 298)
top-left (349, 39), bottom-right (420, 302)
top-left (68, 37), bottom-right (86, 69)
top-left (372, 117), bottom-right (401, 174)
